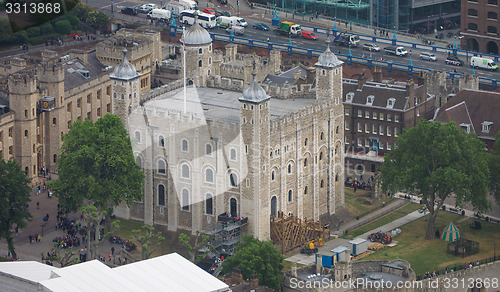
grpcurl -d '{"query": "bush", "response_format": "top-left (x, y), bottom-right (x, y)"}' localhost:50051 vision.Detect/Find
top-left (40, 23), bottom-right (55, 34)
top-left (29, 33), bottom-right (62, 46)
top-left (68, 16), bottom-right (79, 27)
top-left (54, 20), bottom-right (71, 35)
top-left (26, 27), bottom-right (41, 38)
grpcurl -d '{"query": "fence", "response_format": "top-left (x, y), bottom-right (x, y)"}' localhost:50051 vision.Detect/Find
top-left (416, 256), bottom-right (500, 281)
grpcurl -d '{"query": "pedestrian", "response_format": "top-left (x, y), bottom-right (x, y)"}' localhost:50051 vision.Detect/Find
top-left (111, 246), bottom-right (115, 255)
top-left (38, 234), bottom-right (41, 242)
top-left (35, 233), bottom-right (38, 242)
top-left (29, 235), bottom-right (33, 244)
top-left (37, 201), bottom-right (40, 209)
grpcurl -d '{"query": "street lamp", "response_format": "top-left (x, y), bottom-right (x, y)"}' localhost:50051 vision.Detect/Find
top-left (111, 0), bottom-right (113, 13)
top-left (472, 59), bottom-right (475, 75)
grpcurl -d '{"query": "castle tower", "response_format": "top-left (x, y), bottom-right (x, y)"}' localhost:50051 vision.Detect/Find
top-left (110, 49), bottom-right (141, 129)
top-left (180, 16), bottom-right (213, 87)
top-left (315, 46), bottom-right (345, 214)
top-left (38, 61), bottom-right (65, 172)
top-left (8, 73), bottom-right (39, 178)
top-left (239, 65), bottom-right (271, 240)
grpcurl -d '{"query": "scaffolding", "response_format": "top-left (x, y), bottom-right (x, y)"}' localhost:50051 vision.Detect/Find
top-left (205, 216), bottom-right (248, 255)
top-left (270, 211), bottom-right (330, 254)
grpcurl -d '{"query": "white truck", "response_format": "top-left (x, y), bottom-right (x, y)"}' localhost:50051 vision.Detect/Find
top-left (147, 9), bottom-right (172, 21)
top-left (178, 0), bottom-right (197, 10)
top-left (384, 46), bottom-right (408, 56)
top-left (162, 2), bottom-right (184, 17)
top-left (471, 56), bottom-right (499, 71)
top-left (217, 16), bottom-right (247, 28)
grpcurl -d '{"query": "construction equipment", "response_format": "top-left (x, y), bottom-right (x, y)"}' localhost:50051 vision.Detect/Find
top-left (368, 232), bottom-right (392, 244)
top-left (333, 32), bottom-right (360, 47)
top-left (300, 241), bottom-right (318, 255)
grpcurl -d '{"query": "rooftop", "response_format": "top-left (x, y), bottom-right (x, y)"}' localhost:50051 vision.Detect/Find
top-left (63, 52), bottom-right (107, 91)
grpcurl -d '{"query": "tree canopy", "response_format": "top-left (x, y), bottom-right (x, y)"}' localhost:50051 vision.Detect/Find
top-left (222, 234), bottom-right (283, 291)
top-left (132, 225), bottom-right (165, 260)
top-left (0, 159), bottom-right (32, 259)
top-left (381, 120), bottom-right (490, 240)
top-left (51, 114), bottom-right (144, 221)
top-left (178, 231), bottom-right (210, 263)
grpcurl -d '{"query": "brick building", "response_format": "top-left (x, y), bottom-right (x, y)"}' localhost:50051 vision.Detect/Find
top-left (461, 0), bottom-right (500, 55)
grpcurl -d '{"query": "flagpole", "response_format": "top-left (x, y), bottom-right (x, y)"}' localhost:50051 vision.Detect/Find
top-left (183, 26), bottom-right (187, 114)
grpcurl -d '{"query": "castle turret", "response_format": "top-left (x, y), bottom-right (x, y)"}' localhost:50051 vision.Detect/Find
top-left (239, 64), bottom-right (271, 240)
top-left (180, 15), bottom-right (213, 87)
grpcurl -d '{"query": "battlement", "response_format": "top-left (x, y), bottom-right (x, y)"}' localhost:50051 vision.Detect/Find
top-left (140, 79), bottom-right (183, 105)
top-left (270, 100), bottom-right (331, 130)
top-left (8, 72), bottom-right (37, 95)
top-left (38, 62), bottom-right (65, 83)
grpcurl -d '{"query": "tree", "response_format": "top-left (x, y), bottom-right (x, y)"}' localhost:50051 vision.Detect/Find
top-left (0, 159), bottom-right (32, 260)
top-left (54, 20), bottom-right (72, 35)
top-left (41, 242), bottom-right (79, 267)
top-left (489, 132), bottom-right (500, 204)
top-left (50, 114), bottom-right (144, 233)
top-left (81, 205), bottom-right (101, 260)
top-left (131, 225), bottom-right (165, 260)
top-left (85, 10), bottom-right (109, 30)
top-left (381, 121), bottom-right (490, 240)
top-left (222, 234), bottom-right (283, 291)
top-left (178, 231), bottom-right (210, 263)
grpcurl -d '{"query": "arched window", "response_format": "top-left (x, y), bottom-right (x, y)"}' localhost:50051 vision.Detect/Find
top-left (53, 117), bottom-right (57, 125)
top-left (205, 193), bottom-right (213, 215)
top-left (335, 146), bottom-right (338, 154)
top-left (288, 190), bottom-right (293, 202)
top-left (288, 163), bottom-right (292, 174)
top-left (24, 130), bottom-right (28, 137)
top-left (158, 160), bottom-right (166, 174)
top-left (158, 185), bottom-right (165, 206)
top-left (199, 48), bottom-right (203, 54)
top-left (320, 180), bottom-right (324, 188)
top-left (136, 156), bottom-right (142, 168)
top-left (25, 166), bottom-right (29, 174)
top-left (488, 11), bottom-right (498, 19)
top-left (271, 196), bottom-right (277, 217)
top-left (336, 126), bottom-right (339, 134)
top-left (304, 158), bottom-right (307, 167)
top-left (468, 8), bottom-right (478, 16)
top-left (230, 149), bottom-right (237, 161)
top-left (182, 189), bottom-right (190, 211)
top-left (198, 60), bottom-right (203, 67)
top-left (319, 152), bottom-right (323, 161)
top-left (135, 131), bottom-right (141, 143)
top-left (304, 186), bottom-right (308, 194)
top-left (205, 144), bottom-right (212, 155)
top-left (335, 174), bottom-right (339, 182)
top-left (320, 132), bottom-right (324, 140)
top-left (182, 164), bottom-right (190, 178)
top-left (304, 138), bottom-right (308, 146)
top-left (229, 173), bottom-right (238, 187)
top-left (53, 154), bottom-right (57, 163)
top-left (159, 135), bottom-right (165, 147)
top-left (271, 170), bottom-right (275, 181)
top-left (121, 94), bottom-right (124, 100)
top-left (205, 168), bottom-right (214, 182)
top-left (181, 139), bottom-right (188, 151)
top-left (487, 26), bottom-right (497, 34)
top-left (468, 23), bottom-right (478, 31)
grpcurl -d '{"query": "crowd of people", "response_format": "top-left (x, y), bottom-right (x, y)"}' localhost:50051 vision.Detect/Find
top-left (344, 175), bottom-right (374, 191)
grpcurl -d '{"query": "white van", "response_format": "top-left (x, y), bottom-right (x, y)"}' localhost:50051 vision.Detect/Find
top-left (226, 25), bottom-right (244, 35)
top-left (471, 56), bottom-right (499, 71)
top-left (231, 16), bottom-right (248, 27)
top-left (147, 9), bottom-right (172, 21)
top-left (216, 16), bottom-right (234, 28)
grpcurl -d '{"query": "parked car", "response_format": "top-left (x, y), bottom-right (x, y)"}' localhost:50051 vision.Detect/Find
top-left (301, 31), bottom-right (318, 40)
top-left (203, 8), bottom-right (215, 15)
top-left (445, 54), bottom-right (464, 66)
top-left (218, 0), bottom-right (228, 4)
top-left (137, 4), bottom-right (157, 13)
top-left (253, 22), bottom-right (269, 31)
top-left (121, 7), bottom-right (137, 16)
top-left (362, 43), bottom-right (380, 52)
top-left (419, 52), bottom-right (437, 61)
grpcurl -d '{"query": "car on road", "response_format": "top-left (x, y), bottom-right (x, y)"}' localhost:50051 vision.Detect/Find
top-left (215, 10), bottom-right (230, 17)
top-left (218, 0), bottom-right (228, 4)
top-left (203, 8), bottom-right (215, 15)
top-left (362, 43), bottom-right (380, 52)
top-left (301, 31), bottom-right (318, 40)
top-left (419, 52), bottom-right (437, 61)
top-left (121, 7), bottom-right (137, 16)
top-left (137, 4), bottom-right (157, 13)
top-left (226, 25), bottom-right (245, 35)
top-left (445, 54), bottom-right (464, 66)
top-left (253, 22), bottom-right (269, 31)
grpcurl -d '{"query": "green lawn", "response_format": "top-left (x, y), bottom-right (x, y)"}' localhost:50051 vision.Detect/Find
top-left (344, 203), bottom-right (422, 239)
top-left (344, 187), bottom-right (395, 218)
top-left (361, 211), bottom-right (500, 275)
top-left (113, 219), bottom-right (172, 258)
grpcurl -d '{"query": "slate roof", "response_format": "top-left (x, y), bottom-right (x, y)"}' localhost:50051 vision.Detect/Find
top-left (434, 89), bottom-right (500, 140)
top-left (343, 79), bottom-right (409, 111)
top-left (63, 52), bottom-right (107, 92)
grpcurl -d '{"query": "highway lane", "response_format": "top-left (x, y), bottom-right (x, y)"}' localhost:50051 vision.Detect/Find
top-left (88, 0), bottom-right (499, 80)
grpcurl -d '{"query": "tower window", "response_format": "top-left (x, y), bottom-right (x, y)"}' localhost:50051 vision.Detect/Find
top-left (205, 193), bottom-right (213, 215)
top-left (288, 190), bottom-right (293, 202)
top-left (182, 139), bottom-right (188, 151)
top-left (53, 118), bottom-right (57, 125)
top-left (199, 48), bottom-right (203, 54)
top-left (230, 149), bottom-right (237, 161)
top-left (229, 173), bottom-right (238, 187)
top-left (158, 185), bottom-right (165, 206)
top-left (159, 135), bottom-right (165, 147)
top-left (158, 160), bottom-right (166, 174)
top-left (182, 164), bottom-right (190, 178)
top-left (271, 170), bottom-right (275, 181)
top-left (304, 186), bottom-right (308, 194)
top-left (205, 144), bottom-right (212, 155)
top-left (304, 138), bottom-right (308, 146)
top-left (182, 189), bottom-right (190, 211)
top-left (198, 60), bottom-right (203, 67)
top-left (205, 168), bottom-right (214, 183)
top-left (24, 130), bottom-right (28, 137)
top-left (320, 180), bottom-right (324, 188)
top-left (135, 131), bottom-right (141, 143)
top-left (287, 163), bottom-right (292, 174)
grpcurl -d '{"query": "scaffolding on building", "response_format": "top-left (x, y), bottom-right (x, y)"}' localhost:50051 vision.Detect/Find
top-left (205, 215), bottom-right (249, 256)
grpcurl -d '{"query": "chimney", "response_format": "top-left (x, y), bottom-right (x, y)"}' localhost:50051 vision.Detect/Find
top-left (250, 274), bottom-right (259, 288)
top-left (406, 80), bottom-right (416, 103)
top-left (372, 67), bottom-right (383, 83)
top-left (231, 268), bottom-right (243, 285)
top-left (417, 71), bottom-right (426, 86)
top-left (306, 67), bottom-right (316, 84)
top-left (69, 49), bottom-right (88, 64)
top-left (357, 70), bottom-right (367, 90)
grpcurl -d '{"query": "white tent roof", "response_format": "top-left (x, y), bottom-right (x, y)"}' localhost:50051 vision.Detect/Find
top-left (114, 253), bottom-right (229, 292)
top-left (0, 261), bottom-right (57, 283)
top-left (349, 238), bottom-right (367, 245)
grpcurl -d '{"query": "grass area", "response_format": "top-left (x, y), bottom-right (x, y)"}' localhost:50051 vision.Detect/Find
top-left (344, 187), bottom-right (395, 218)
top-left (344, 203), bottom-right (422, 239)
top-left (361, 211), bottom-right (500, 275)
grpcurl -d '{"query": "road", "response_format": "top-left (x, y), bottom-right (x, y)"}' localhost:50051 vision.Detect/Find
top-left (86, 0), bottom-right (500, 80)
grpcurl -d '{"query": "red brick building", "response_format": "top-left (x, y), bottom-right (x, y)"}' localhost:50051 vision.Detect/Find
top-left (461, 0), bottom-right (500, 55)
